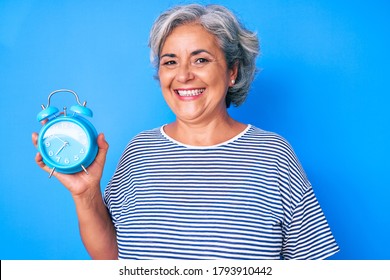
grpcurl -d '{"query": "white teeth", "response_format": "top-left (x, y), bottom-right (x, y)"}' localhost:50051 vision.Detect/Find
top-left (176, 89), bottom-right (205, 97)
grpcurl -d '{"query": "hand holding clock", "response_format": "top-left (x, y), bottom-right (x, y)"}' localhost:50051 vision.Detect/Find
top-left (32, 132), bottom-right (109, 197)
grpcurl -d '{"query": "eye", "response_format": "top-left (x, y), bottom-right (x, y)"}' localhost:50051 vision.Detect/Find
top-left (194, 58), bottom-right (209, 64)
top-left (165, 60), bottom-right (176, 65)
top-left (161, 60), bottom-right (177, 67)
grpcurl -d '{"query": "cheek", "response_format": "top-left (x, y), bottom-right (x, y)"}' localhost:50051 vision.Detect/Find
top-left (196, 65), bottom-right (229, 82)
top-left (197, 71), bottom-right (228, 91)
top-left (158, 69), bottom-right (173, 87)
top-left (158, 72), bottom-right (173, 100)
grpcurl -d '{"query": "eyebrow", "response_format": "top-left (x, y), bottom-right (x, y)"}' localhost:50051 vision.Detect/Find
top-left (160, 49), bottom-right (213, 59)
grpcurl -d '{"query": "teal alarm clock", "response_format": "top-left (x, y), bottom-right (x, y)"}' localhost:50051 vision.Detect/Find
top-left (37, 89), bottom-right (98, 177)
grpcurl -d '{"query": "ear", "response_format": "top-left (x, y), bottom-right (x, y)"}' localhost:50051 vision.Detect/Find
top-left (229, 61), bottom-right (239, 86)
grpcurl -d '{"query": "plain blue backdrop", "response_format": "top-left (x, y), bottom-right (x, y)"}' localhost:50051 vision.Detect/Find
top-left (0, 0), bottom-right (389, 260)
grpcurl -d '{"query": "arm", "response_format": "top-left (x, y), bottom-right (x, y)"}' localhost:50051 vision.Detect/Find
top-left (73, 187), bottom-right (118, 260)
top-left (32, 133), bottom-right (118, 259)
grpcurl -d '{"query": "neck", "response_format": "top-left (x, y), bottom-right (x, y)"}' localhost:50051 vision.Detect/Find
top-left (164, 114), bottom-right (247, 146)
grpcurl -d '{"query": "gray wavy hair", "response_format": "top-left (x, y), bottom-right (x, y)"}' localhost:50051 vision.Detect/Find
top-left (148, 4), bottom-right (260, 107)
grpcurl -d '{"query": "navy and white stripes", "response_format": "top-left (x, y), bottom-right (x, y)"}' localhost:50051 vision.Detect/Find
top-left (104, 125), bottom-right (339, 259)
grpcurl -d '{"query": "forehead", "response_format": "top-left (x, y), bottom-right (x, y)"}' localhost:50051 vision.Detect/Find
top-left (161, 23), bottom-right (222, 53)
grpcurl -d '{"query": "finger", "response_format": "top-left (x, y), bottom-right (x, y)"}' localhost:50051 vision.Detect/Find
top-left (97, 133), bottom-right (109, 150)
top-left (32, 132), bottom-right (38, 147)
top-left (35, 152), bottom-right (51, 173)
top-left (95, 133), bottom-right (109, 166)
top-left (33, 134), bottom-right (55, 176)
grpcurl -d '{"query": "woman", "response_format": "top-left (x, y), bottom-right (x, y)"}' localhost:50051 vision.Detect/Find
top-left (33, 4), bottom-right (339, 259)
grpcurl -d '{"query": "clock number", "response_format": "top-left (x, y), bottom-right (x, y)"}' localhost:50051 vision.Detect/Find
top-left (61, 122), bottom-right (70, 129)
top-left (64, 158), bottom-right (70, 164)
top-left (80, 148), bottom-right (85, 154)
top-left (74, 155), bottom-right (79, 161)
top-left (48, 150), bottom-right (54, 156)
top-left (56, 156), bottom-right (61, 162)
top-left (45, 141), bottom-right (51, 147)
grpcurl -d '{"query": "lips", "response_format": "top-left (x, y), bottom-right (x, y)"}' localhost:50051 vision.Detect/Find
top-left (174, 88), bottom-right (205, 97)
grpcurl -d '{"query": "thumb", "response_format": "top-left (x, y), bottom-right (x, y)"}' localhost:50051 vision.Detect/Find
top-left (95, 133), bottom-right (109, 166)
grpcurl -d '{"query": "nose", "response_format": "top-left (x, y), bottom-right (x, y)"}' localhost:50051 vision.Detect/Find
top-left (176, 62), bottom-right (195, 83)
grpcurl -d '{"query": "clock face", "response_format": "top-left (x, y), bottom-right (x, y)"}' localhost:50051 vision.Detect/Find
top-left (41, 120), bottom-right (90, 170)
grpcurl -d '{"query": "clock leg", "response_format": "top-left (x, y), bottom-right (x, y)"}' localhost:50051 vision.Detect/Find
top-left (49, 167), bottom-right (56, 178)
top-left (81, 165), bottom-right (89, 175)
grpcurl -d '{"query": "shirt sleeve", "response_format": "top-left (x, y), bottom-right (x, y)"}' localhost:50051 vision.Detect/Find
top-left (102, 139), bottom-right (134, 225)
top-left (282, 185), bottom-right (340, 259)
top-left (276, 137), bottom-right (339, 259)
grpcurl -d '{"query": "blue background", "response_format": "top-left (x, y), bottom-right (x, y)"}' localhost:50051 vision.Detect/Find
top-left (0, 0), bottom-right (389, 260)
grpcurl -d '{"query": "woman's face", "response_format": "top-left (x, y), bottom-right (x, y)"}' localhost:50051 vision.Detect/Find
top-left (158, 23), bottom-right (237, 124)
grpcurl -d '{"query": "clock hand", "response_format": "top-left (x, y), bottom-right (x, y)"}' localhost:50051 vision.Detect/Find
top-left (55, 141), bottom-right (69, 155)
top-left (54, 136), bottom-right (67, 144)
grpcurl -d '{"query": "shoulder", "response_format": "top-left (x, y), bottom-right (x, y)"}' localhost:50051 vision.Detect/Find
top-left (245, 125), bottom-right (296, 157)
top-left (130, 127), bottom-right (163, 143)
top-left (114, 127), bottom-right (165, 165)
top-left (124, 127), bottom-right (165, 150)
top-left (247, 125), bottom-right (308, 182)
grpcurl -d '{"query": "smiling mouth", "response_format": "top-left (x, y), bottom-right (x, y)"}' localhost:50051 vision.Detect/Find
top-left (174, 88), bottom-right (205, 97)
